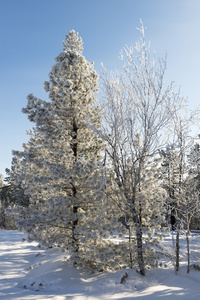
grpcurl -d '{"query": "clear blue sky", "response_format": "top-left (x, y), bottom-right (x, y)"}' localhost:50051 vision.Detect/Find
top-left (0, 0), bottom-right (200, 177)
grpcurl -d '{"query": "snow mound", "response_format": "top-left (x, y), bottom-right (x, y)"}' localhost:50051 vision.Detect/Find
top-left (0, 230), bottom-right (200, 299)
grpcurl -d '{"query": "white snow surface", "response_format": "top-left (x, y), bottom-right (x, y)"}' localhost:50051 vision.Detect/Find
top-left (0, 230), bottom-right (200, 299)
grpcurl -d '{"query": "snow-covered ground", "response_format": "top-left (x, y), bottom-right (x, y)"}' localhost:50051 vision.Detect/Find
top-left (0, 230), bottom-right (200, 299)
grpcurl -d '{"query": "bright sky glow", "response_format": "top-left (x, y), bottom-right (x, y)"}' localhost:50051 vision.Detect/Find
top-left (0, 0), bottom-right (200, 177)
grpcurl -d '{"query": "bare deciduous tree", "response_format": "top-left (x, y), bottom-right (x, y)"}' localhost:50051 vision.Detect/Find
top-left (92, 21), bottom-right (184, 275)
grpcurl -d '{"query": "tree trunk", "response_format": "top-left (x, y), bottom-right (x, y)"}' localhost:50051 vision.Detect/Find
top-left (128, 227), bottom-right (133, 269)
top-left (72, 184), bottom-right (79, 265)
top-left (175, 228), bottom-right (180, 273)
top-left (71, 118), bottom-right (79, 264)
top-left (72, 205), bottom-right (79, 257)
top-left (186, 226), bottom-right (190, 274)
top-left (136, 222), bottom-right (145, 276)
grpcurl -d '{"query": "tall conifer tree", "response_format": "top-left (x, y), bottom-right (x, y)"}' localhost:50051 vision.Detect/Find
top-left (11, 30), bottom-right (105, 266)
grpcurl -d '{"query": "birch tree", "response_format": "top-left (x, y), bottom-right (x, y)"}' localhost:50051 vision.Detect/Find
top-left (92, 21), bottom-right (184, 275)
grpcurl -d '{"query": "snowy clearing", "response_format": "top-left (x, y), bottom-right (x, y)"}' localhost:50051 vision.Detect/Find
top-left (0, 230), bottom-right (200, 299)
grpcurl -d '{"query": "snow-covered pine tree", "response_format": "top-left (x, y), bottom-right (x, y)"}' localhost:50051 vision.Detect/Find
top-left (0, 171), bottom-right (20, 229)
top-left (11, 30), bottom-right (106, 267)
top-left (160, 145), bottom-right (179, 231)
top-left (0, 174), bottom-right (3, 188)
top-left (184, 142), bottom-right (200, 273)
top-left (160, 115), bottom-right (200, 273)
top-left (187, 142), bottom-right (200, 195)
top-left (9, 129), bottom-right (53, 239)
top-left (160, 143), bottom-right (183, 272)
top-left (0, 173), bottom-right (5, 227)
top-left (170, 116), bottom-right (196, 273)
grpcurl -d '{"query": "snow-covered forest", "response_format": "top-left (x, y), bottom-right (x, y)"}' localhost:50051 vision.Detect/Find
top-left (0, 23), bottom-right (200, 297)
